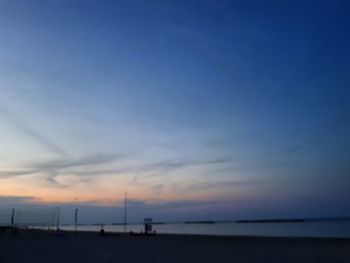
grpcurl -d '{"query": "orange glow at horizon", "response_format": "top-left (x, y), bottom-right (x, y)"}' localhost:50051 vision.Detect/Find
top-left (0, 173), bottom-right (245, 206)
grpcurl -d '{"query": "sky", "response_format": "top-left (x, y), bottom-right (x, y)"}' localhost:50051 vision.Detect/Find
top-left (0, 0), bottom-right (349, 223)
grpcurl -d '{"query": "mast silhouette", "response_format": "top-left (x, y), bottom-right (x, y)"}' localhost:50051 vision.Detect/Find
top-left (124, 192), bottom-right (127, 233)
top-left (74, 208), bottom-right (78, 232)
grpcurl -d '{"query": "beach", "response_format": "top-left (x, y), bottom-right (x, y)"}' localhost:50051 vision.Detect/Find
top-left (0, 230), bottom-right (349, 263)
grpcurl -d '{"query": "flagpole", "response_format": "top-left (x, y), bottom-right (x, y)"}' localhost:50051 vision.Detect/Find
top-left (124, 192), bottom-right (127, 233)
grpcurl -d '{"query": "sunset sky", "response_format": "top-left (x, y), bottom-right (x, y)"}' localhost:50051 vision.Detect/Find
top-left (0, 0), bottom-right (349, 223)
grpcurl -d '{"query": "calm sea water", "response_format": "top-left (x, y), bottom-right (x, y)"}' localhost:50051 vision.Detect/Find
top-left (60, 221), bottom-right (350, 238)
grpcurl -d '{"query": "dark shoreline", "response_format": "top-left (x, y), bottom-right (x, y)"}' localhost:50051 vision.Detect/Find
top-left (66, 216), bottom-right (350, 226)
top-left (18, 228), bottom-right (350, 239)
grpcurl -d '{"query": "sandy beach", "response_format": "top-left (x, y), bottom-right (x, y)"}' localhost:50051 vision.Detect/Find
top-left (0, 229), bottom-right (349, 263)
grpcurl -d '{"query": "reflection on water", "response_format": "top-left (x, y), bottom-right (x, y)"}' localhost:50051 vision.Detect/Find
top-left (59, 221), bottom-right (350, 238)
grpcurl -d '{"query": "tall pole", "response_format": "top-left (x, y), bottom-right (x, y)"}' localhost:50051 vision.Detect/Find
top-left (74, 208), bottom-right (78, 232)
top-left (11, 208), bottom-right (15, 227)
top-left (124, 192), bottom-right (127, 233)
top-left (56, 207), bottom-right (60, 231)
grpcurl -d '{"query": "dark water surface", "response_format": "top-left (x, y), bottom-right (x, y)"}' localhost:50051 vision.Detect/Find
top-left (61, 220), bottom-right (350, 238)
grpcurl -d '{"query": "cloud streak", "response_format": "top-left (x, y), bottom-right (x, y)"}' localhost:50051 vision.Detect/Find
top-left (187, 179), bottom-right (269, 191)
top-left (0, 105), bottom-right (69, 157)
top-left (0, 195), bottom-right (38, 207)
top-left (0, 155), bottom-right (233, 193)
top-left (33, 154), bottom-right (124, 171)
top-left (65, 158), bottom-right (234, 182)
top-left (141, 158), bottom-right (231, 172)
top-left (0, 153), bottom-right (126, 189)
top-left (0, 169), bottom-right (37, 178)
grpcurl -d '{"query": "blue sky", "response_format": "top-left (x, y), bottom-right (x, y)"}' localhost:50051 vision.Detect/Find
top-left (0, 0), bottom-right (349, 223)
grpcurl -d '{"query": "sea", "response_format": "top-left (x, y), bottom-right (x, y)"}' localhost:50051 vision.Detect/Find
top-left (60, 220), bottom-right (350, 238)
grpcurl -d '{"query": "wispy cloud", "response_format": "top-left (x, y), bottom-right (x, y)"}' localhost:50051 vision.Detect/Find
top-left (187, 179), bottom-right (268, 191)
top-left (33, 154), bottom-right (124, 171)
top-left (0, 154), bottom-right (232, 191)
top-left (0, 195), bottom-right (38, 206)
top-left (149, 184), bottom-right (164, 195)
top-left (52, 157), bottom-right (232, 177)
top-left (0, 153), bottom-right (126, 188)
top-left (0, 169), bottom-right (37, 178)
top-left (44, 176), bottom-right (73, 189)
top-left (0, 106), bottom-right (69, 157)
top-left (141, 158), bottom-right (231, 172)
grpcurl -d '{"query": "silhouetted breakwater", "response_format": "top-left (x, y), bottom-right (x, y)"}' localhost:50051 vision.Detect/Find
top-left (185, 220), bottom-right (216, 224)
top-left (236, 219), bottom-right (305, 223)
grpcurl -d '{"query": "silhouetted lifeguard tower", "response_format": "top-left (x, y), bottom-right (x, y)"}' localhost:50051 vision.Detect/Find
top-left (144, 218), bottom-right (152, 234)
